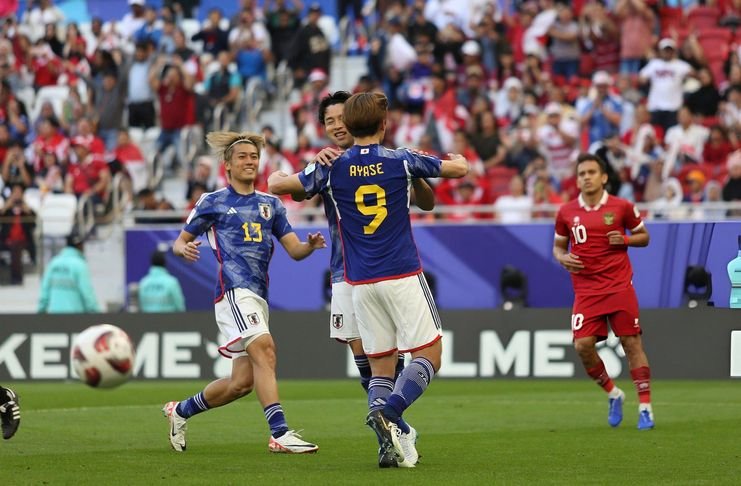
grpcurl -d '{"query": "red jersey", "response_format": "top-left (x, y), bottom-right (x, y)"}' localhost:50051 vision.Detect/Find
top-left (158, 84), bottom-right (194, 130)
top-left (555, 191), bottom-right (643, 296)
top-left (68, 155), bottom-right (110, 197)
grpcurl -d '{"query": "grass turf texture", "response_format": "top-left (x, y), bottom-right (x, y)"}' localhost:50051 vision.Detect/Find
top-left (1, 380), bottom-right (739, 485)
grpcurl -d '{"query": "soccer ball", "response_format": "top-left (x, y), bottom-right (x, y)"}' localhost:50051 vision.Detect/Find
top-left (71, 324), bottom-right (135, 389)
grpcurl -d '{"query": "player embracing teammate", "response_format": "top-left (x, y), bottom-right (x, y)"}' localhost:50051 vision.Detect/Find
top-left (274, 92), bottom-right (468, 467)
top-left (554, 153), bottom-right (655, 430)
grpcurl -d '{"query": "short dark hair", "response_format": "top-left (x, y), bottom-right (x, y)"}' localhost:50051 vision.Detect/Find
top-left (318, 91), bottom-right (352, 125)
top-left (343, 92), bottom-right (388, 138)
top-left (66, 233), bottom-right (84, 248)
top-left (576, 152), bottom-right (608, 174)
top-left (151, 250), bottom-right (166, 267)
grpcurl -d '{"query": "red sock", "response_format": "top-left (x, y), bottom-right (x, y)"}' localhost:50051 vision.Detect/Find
top-left (586, 361), bottom-right (615, 393)
top-left (630, 366), bottom-right (651, 404)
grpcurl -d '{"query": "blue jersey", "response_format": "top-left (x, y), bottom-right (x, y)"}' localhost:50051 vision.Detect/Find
top-left (303, 144), bottom-right (441, 283)
top-left (183, 186), bottom-right (293, 301)
top-left (298, 163), bottom-right (344, 284)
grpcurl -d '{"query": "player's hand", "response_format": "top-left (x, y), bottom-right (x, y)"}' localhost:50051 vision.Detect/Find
top-left (446, 153), bottom-right (465, 162)
top-left (559, 253), bottom-right (584, 273)
top-left (182, 240), bottom-right (201, 262)
top-left (307, 232), bottom-right (327, 249)
top-left (606, 230), bottom-right (626, 246)
top-left (313, 147), bottom-right (342, 167)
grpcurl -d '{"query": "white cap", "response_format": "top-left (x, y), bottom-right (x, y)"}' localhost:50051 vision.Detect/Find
top-left (307, 69), bottom-right (327, 83)
top-left (461, 40), bottom-right (481, 56)
top-left (128, 0), bottom-right (145, 5)
top-left (592, 70), bottom-right (611, 85)
top-left (503, 77), bottom-right (522, 91)
top-left (658, 38), bottom-right (676, 50)
top-left (544, 102), bottom-right (561, 116)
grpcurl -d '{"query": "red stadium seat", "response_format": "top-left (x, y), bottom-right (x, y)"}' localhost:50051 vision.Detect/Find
top-left (697, 26), bottom-right (733, 43)
top-left (486, 166), bottom-right (518, 200)
top-left (688, 6), bottom-right (721, 30)
top-left (660, 6), bottom-right (685, 32)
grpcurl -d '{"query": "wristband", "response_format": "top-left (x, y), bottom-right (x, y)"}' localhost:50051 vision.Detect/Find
top-left (623, 235), bottom-right (630, 246)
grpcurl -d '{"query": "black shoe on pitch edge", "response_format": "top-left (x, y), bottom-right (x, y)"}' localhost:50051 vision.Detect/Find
top-left (0, 387), bottom-right (20, 440)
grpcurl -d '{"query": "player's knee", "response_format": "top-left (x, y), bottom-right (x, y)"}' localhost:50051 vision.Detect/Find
top-left (574, 340), bottom-right (595, 358)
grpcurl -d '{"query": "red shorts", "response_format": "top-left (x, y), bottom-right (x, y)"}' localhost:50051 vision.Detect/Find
top-left (571, 286), bottom-right (641, 341)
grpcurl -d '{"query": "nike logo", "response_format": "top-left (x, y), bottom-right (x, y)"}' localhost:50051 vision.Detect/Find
top-left (171, 422), bottom-right (177, 437)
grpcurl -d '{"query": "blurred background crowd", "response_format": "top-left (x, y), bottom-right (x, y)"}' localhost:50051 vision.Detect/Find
top-left (1, 0), bottom-right (741, 251)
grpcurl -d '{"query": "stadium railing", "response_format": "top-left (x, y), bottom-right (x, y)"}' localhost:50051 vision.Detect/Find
top-left (123, 201), bottom-right (741, 225)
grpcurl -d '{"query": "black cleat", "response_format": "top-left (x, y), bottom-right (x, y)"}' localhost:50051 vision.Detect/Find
top-left (0, 388), bottom-right (20, 440)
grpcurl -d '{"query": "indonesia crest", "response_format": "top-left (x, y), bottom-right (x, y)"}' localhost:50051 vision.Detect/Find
top-left (603, 212), bottom-right (614, 225)
top-left (258, 203), bottom-right (272, 220)
top-left (332, 314), bottom-right (343, 329)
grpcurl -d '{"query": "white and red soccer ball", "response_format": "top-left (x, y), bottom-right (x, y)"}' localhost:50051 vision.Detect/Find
top-left (71, 324), bottom-right (135, 389)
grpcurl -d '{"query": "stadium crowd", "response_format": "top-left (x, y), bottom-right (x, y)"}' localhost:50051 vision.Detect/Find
top-left (0, 0), bottom-right (740, 241)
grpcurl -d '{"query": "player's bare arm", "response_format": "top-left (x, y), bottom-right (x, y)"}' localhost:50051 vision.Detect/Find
top-left (411, 178), bottom-right (435, 210)
top-left (267, 171), bottom-right (307, 201)
top-left (607, 224), bottom-right (650, 247)
top-left (173, 230), bottom-right (201, 262)
top-left (439, 153), bottom-right (470, 178)
top-left (279, 232), bottom-right (327, 261)
top-left (553, 235), bottom-right (585, 273)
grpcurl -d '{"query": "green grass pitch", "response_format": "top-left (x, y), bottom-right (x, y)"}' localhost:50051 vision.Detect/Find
top-left (1, 380), bottom-right (739, 485)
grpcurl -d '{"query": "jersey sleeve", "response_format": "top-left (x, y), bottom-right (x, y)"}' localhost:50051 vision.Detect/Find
top-left (297, 162), bottom-right (330, 198)
top-left (554, 207), bottom-right (569, 238)
top-left (271, 198), bottom-right (293, 239)
top-left (402, 149), bottom-right (442, 178)
top-left (183, 193), bottom-right (215, 236)
top-left (623, 200), bottom-right (643, 231)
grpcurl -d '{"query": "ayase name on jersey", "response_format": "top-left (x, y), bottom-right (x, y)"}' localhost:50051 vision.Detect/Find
top-left (349, 163), bottom-right (384, 177)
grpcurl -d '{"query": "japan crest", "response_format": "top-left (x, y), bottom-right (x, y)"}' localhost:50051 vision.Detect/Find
top-left (258, 203), bottom-right (272, 220)
top-left (247, 313), bottom-right (261, 326)
top-left (603, 212), bottom-right (615, 225)
top-left (332, 314), bottom-right (343, 329)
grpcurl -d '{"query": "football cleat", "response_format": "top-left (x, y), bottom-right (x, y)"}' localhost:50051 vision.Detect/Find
top-left (268, 430), bottom-right (319, 453)
top-left (0, 388), bottom-right (20, 440)
top-left (399, 425), bottom-right (419, 466)
top-left (366, 410), bottom-right (412, 468)
top-left (608, 389), bottom-right (625, 428)
top-left (637, 409), bottom-right (655, 430)
top-left (162, 401), bottom-right (187, 452)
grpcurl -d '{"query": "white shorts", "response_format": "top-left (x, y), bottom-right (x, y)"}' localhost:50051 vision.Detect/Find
top-left (214, 288), bottom-right (270, 359)
top-left (330, 281), bottom-right (361, 342)
top-left (352, 273), bottom-right (442, 357)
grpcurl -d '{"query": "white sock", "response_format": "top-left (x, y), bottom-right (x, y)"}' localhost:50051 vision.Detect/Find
top-left (639, 403), bottom-right (652, 414)
top-left (608, 387), bottom-right (623, 399)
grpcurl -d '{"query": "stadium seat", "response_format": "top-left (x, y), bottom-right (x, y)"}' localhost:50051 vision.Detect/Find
top-left (688, 6), bottom-right (721, 30)
top-left (659, 7), bottom-right (684, 32)
top-left (486, 166), bottom-right (518, 200)
top-left (697, 27), bottom-right (733, 44)
top-left (31, 85), bottom-right (69, 122)
top-left (14, 86), bottom-right (35, 113)
top-left (23, 187), bottom-right (42, 213)
top-left (39, 193), bottom-right (78, 239)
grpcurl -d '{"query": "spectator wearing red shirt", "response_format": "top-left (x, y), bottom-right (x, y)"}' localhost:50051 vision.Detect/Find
top-left (149, 56), bottom-right (195, 170)
top-left (0, 183), bottom-right (36, 285)
top-left (29, 43), bottom-right (62, 90)
top-left (702, 125), bottom-right (735, 175)
top-left (73, 118), bottom-right (106, 156)
top-left (65, 136), bottom-right (111, 206)
top-left (114, 129), bottom-right (148, 194)
top-left (31, 117), bottom-right (68, 172)
top-left (435, 176), bottom-right (490, 221)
